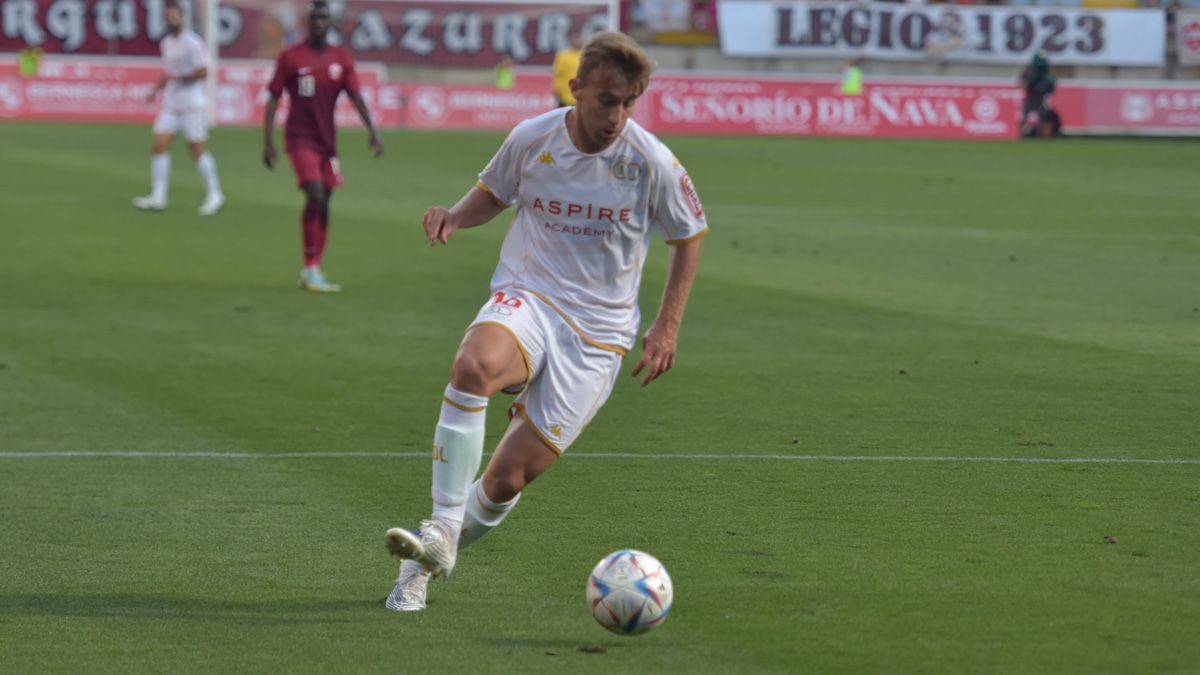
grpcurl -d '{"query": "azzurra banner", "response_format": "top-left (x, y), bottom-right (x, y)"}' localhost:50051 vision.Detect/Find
top-left (716, 0), bottom-right (1165, 66)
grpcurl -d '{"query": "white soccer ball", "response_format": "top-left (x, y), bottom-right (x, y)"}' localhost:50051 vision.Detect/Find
top-left (586, 549), bottom-right (673, 635)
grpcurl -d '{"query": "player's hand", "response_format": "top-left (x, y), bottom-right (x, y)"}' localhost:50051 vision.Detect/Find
top-left (632, 322), bottom-right (678, 387)
top-left (368, 132), bottom-right (384, 158)
top-left (145, 89), bottom-right (157, 103)
top-left (423, 206), bottom-right (460, 246)
top-left (262, 144), bottom-right (277, 170)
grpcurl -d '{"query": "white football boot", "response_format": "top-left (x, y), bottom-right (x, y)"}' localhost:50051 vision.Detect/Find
top-left (132, 195), bottom-right (166, 211)
top-left (385, 519), bottom-right (458, 578)
top-left (198, 193), bottom-right (225, 216)
top-left (385, 559), bottom-right (430, 612)
top-left (298, 266), bottom-right (341, 293)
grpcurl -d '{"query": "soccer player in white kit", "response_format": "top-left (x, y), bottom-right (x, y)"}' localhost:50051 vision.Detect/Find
top-left (383, 32), bottom-right (709, 612)
top-left (133, 3), bottom-right (224, 215)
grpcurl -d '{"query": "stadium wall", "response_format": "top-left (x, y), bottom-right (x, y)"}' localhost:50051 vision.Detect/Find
top-left (2, 55), bottom-right (1198, 138)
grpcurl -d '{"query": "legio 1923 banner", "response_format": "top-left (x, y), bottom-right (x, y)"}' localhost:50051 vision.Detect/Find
top-left (0, 0), bottom-right (614, 66)
top-left (717, 0), bottom-right (1165, 66)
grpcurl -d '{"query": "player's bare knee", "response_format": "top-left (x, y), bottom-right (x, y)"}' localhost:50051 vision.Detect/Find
top-left (302, 185), bottom-right (325, 209)
top-left (450, 352), bottom-right (505, 396)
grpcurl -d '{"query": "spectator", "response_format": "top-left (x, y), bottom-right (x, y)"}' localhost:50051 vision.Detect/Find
top-left (495, 55), bottom-right (515, 90)
top-left (1019, 50), bottom-right (1060, 138)
top-left (552, 31), bottom-right (583, 106)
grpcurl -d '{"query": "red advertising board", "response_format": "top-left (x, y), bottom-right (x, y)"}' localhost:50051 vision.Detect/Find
top-left (1053, 82), bottom-right (1200, 135)
top-left (0, 57), bottom-right (402, 127)
top-left (638, 74), bottom-right (1023, 139)
top-left (397, 78), bottom-right (558, 130)
top-left (4, 56), bottom-right (1200, 138)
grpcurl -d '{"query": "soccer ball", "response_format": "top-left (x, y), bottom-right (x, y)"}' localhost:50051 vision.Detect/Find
top-left (586, 549), bottom-right (673, 635)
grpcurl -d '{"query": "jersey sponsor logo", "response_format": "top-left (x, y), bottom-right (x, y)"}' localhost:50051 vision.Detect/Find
top-left (611, 157), bottom-right (643, 181)
top-left (543, 222), bottom-right (615, 240)
top-left (679, 172), bottom-right (704, 218)
top-left (328, 63), bottom-right (343, 80)
top-left (537, 151), bottom-right (555, 165)
top-left (530, 197), bottom-right (631, 223)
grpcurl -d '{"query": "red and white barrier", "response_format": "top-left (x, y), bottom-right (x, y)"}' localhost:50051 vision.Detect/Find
top-left (3, 57), bottom-right (1199, 138)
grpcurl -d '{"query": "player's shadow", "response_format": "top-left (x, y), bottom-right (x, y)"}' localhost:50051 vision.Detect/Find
top-left (0, 593), bottom-right (376, 625)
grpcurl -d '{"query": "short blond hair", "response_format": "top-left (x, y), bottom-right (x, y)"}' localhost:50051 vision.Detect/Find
top-left (576, 32), bottom-right (655, 97)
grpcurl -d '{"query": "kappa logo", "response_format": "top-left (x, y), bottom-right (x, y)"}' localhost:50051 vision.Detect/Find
top-left (548, 424), bottom-right (562, 438)
top-left (537, 151), bottom-right (556, 165)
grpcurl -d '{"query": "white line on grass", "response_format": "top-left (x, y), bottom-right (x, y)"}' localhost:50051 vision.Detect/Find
top-left (0, 451), bottom-right (1197, 465)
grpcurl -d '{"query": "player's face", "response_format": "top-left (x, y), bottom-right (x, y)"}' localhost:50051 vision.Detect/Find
top-left (165, 6), bottom-right (183, 34)
top-left (569, 66), bottom-right (641, 153)
top-left (307, 7), bottom-right (332, 44)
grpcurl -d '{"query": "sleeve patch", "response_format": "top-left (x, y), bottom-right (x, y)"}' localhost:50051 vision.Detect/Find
top-left (679, 173), bottom-right (704, 218)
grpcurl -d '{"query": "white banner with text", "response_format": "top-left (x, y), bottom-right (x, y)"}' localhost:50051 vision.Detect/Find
top-left (717, 0), bottom-right (1165, 66)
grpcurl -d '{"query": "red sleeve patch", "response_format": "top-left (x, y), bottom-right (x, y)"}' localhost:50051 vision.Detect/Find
top-left (679, 172), bottom-right (704, 218)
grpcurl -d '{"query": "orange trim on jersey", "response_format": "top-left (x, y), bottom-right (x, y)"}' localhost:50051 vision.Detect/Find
top-left (442, 396), bottom-right (486, 413)
top-left (466, 321), bottom-right (533, 391)
top-left (508, 403), bottom-right (564, 457)
top-left (475, 180), bottom-right (507, 208)
top-left (518, 289), bottom-right (630, 358)
top-left (665, 227), bottom-right (710, 246)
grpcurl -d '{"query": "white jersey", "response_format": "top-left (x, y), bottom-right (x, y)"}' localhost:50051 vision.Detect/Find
top-left (160, 30), bottom-right (207, 111)
top-left (478, 108), bottom-right (709, 354)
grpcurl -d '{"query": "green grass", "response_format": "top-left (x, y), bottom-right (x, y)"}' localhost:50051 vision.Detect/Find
top-left (1, 121), bottom-right (1198, 673)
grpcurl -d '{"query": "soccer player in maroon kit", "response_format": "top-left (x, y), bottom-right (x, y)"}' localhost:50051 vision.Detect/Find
top-left (262, 0), bottom-right (383, 293)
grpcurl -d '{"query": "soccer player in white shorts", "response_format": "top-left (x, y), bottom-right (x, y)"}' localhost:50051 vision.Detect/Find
top-left (384, 32), bottom-right (709, 612)
top-left (133, 3), bottom-right (224, 216)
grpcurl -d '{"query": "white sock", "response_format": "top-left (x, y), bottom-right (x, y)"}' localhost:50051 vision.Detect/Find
top-left (430, 384), bottom-right (487, 534)
top-left (459, 478), bottom-right (520, 550)
top-left (150, 153), bottom-right (171, 203)
top-left (195, 152), bottom-right (222, 199)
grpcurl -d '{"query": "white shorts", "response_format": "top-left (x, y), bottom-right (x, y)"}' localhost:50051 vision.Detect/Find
top-left (468, 288), bottom-right (623, 455)
top-left (152, 107), bottom-right (208, 142)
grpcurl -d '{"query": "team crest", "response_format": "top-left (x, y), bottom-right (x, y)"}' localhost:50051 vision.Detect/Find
top-left (537, 151), bottom-right (555, 165)
top-left (611, 156), bottom-right (642, 182)
top-left (548, 424), bottom-right (562, 438)
top-left (328, 62), bottom-right (343, 80)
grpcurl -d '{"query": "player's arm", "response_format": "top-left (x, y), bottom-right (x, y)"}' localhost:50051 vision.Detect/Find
top-left (262, 93), bottom-right (280, 169)
top-left (632, 233), bottom-right (705, 387)
top-left (146, 73), bottom-right (169, 101)
top-left (174, 66), bottom-right (207, 83)
top-left (262, 54), bottom-right (287, 170)
top-left (423, 185), bottom-right (508, 246)
top-left (348, 91), bottom-right (383, 158)
top-left (342, 59), bottom-right (383, 158)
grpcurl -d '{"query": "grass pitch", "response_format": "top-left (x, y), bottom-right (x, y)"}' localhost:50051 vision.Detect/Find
top-left (1, 122), bottom-right (1198, 674)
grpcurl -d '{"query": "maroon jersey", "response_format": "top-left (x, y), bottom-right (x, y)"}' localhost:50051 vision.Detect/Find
top-left (267, 42), bottom-right (360, 157)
